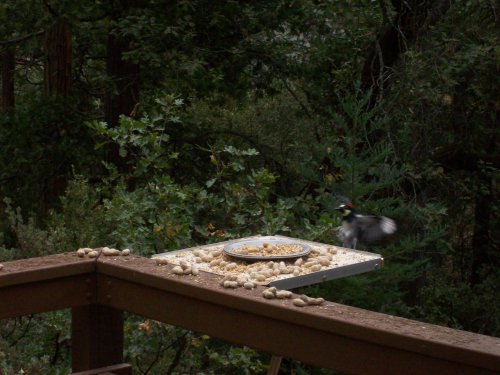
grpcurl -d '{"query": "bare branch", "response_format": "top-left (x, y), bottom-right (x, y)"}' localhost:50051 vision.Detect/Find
top-left (166, 332), bottom-right (188, 375)
top-left (378, 0), bottom-right (391, 25)
top-left (0, 30), bottom-right (44, 47)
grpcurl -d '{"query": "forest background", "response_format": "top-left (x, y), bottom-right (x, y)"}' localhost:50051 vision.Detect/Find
top-left (0, 0), bottom-right (498, 374)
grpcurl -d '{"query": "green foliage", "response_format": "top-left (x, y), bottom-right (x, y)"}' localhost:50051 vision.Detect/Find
top-left (321, 89), bottom-right (404, 200)
top-left (1, 198), bottom-right (67, 259)
top-left (101, 177), bottom-right (199, 254)
top-left (0, 175), bottom-right (109, 260)
top-left (0, 96), bottom-right (98, 213)
top-left (418, 267), bottom-right (500, 336)
top-left (124, 316), bottom-right (267, 374)
top-left (87, 95), bottom-right (183, 181)
top-left (0, 311), bottom-right (71, 374)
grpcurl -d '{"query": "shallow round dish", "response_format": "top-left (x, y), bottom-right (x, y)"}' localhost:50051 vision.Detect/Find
top-left (223, 237), bottom-right (310, 261)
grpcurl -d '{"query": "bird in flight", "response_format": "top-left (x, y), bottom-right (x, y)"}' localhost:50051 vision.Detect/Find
top-left (336, 203), bottom-right (396, 249)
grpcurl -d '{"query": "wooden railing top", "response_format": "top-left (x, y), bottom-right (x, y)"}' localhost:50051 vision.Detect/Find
top-left (0, 252), bottom-right (95, 287)
top-left (1, 250), bottom-right (499, 375)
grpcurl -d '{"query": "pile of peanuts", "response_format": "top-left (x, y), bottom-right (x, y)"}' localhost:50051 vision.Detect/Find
top-left (76, 247), bottom-right (131, 258)
top-left (171, 260), bottom-right (200, 276)
top-left (232, 243), bottom-right (305, 256)
top-left (156, 244), bottom-right (339, 286)
top-left (219, 273), bottom-right (257, 289)
top-left (261, 287), bottom-right (325, 307)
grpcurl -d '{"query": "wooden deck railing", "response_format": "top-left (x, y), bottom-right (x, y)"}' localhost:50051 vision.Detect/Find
top-left (1, 250), bottom-right (499, 375)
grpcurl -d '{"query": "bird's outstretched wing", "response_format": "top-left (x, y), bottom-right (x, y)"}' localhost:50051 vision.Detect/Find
top-left (356, 215), bottom-right (397, 245)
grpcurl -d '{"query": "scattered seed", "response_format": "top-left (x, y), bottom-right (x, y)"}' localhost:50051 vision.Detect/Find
top-left (299, 294), bottom-right (325, 306)
top-left (201, 255), bottom-right (213, 263)
top-left (172, 266), bottom-right (184, 275)
top-left (303, 260), bottom-right (319, 268)
top-left (210, 258), bottom-right (222, 267)
top-left (294, 258), bottom-right (304, 266)
top-left (210, 249), bottom-right (223, 257)
top-left (225, 262), bottom-right (238, 271)
top-left (317, 257), bottom-right (331, 266)
top-left (299, 294), bottom-right (311, 303)
top-left (276, 290), bottom-right (292, 299)
top-left (310, 264), bottom-right (322, 272)
top-left (236, 274), bottom-right (249, 286)
top-left (155, 258), bottom-right (169, 265)
top-left (307, 297), bottom-right (325, 306)
top-left (261, 269), bottom-right (273, 278)
top-left (191, 265), bottom-right (200, 276)
top-left (220, 274), bottom-right (237, 286)
top-left (102, 248), bottom-right (121, 256)
top-left (243, 281), bottom-right (255, 289)
top-left (293, 298), bottom-right (307, 307)
top-left (254, 274), bottom-right (266, 282)
top-left (223, 280), bottom-right (239, 288)
top-left (88, 251), bottom-right (98, 258)
top-left (262, 290), bottom-right (275, 299)
top-left (192, 249), bottom-right (205, 257)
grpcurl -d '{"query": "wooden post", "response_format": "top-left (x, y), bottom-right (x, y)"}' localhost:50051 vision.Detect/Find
top-left (267, 356), bottom-right (283, 375)
top-left (71, 305), bottom-right (124, 372)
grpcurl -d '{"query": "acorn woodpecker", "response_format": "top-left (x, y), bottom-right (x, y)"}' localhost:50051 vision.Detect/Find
top-left (336, 203), bottom-right (396, 249)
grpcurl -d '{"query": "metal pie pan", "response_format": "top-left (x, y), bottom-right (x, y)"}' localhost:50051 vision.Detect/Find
top-left (223, 237), bottom-right (311, 261)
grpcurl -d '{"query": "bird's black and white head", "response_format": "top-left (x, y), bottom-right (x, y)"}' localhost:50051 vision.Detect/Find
top-left (335, 202), bottom-right (356, 218)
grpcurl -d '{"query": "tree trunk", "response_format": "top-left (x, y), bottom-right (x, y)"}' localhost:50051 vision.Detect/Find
top-left (104, 4), bottom-right (141, 184)
top-left (44, 21), bottom-right (72, 96)
top-left (1, 47), bottom-right (15, 110)
top-left (104, 33), bottom-right (140, 127)
top-left (104, 32), bottom-right (140, 183)
top-left (38, 21), bottom-right (73, 215)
